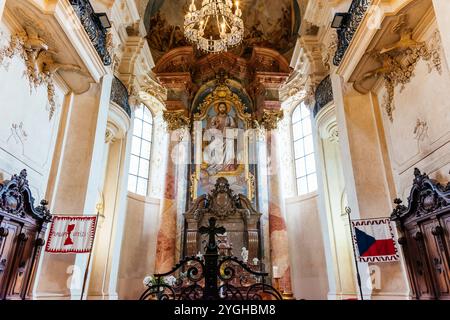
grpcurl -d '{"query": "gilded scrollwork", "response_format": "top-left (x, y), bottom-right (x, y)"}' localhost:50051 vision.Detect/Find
top-left (0, 26), bottom-right (82, 120)
top-left (194, 85), bottom-right (252, 126)
top-left (260, 110), bottom-right (284, 131)
top-left (163, 110), bottom-right (190, 131)
top-left (190, 172), bottom-right (199, 200)
top-left (359, 20), bottom-right (443, 121)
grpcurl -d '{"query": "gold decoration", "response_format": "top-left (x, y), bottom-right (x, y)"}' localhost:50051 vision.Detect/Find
top-left (261, 110), bottom-right (284, 130)
top-left (0, 34), bottom-right (27, 66)
top-left (380, 41), bottom-right (440, 121)
top-left (163, 110), bottom-right (190, 131)
top-left (190, 172), bottom-right (198, 200)
top-left (195, 84), bottom-right (252, 126)
top-left (246, 172), bottom-right (256, 201)
top-left (142, 78), bottom-right (167, 105)
top-left (360, 21), bottom-right (442, 121)
top-left (0, 27), bottom-right (82, 120)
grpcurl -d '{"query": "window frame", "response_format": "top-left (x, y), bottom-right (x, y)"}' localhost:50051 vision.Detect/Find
top-left (290, 101), bottom-right (317, 197)
top-left (128, 103), bottom-right (155, 197)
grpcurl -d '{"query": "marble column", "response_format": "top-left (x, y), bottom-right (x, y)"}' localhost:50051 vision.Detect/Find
top-left (263, 112), bottom-right (293, 297)
top-left (34, 75), bottom-right (112, 299)
top-left (154, 135), bottom-right (177, 274)
top-left (433, 0), bottom-right (450, 66)
top-left (154, 124), bottom-right (189, 274)
top-left (153, 70), bottom-right (192, 274)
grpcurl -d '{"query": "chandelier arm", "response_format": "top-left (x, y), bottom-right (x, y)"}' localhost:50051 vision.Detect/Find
top-left (184, 0), bottom-right (244, 53)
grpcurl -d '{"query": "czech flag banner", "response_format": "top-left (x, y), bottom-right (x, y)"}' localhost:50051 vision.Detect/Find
top-left (45, 216), bottom-right (97, 254)
top-left (351, 218), bottom-right (399, 263)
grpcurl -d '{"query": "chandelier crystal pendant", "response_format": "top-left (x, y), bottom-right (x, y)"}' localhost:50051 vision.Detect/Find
top-left (184, 0), bottom-right (244, 54)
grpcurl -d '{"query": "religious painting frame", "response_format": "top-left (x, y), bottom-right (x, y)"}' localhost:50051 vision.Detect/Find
top-left (190, 85), bottom-right (256, 203)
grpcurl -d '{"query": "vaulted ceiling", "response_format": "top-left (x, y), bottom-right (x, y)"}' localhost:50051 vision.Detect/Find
top-left (144, 0), bottom-right (303, 62)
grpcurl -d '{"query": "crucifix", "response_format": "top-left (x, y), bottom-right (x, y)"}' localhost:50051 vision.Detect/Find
top-left (199, 217), bottom-right (226, 253)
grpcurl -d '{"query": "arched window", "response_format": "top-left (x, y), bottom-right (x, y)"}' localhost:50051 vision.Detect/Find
top-left (128, 104), bottom-right (154, 196)
top-left (292, 102), bottom-right (317, 196)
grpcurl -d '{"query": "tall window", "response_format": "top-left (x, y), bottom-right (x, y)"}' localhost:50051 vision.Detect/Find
top-left (128, 104), bottom-right (153, 196)
top-left (292, 102), bottom-right (317, 196)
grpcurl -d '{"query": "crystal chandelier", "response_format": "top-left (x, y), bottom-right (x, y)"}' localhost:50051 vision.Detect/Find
top-left (184, 0), bottom-right (244, 53)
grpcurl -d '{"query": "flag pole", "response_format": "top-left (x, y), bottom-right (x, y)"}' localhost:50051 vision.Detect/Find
top-left (80, 212), bottom-right (100, 301)
top-left (346, 207), bottom-right (364, 301)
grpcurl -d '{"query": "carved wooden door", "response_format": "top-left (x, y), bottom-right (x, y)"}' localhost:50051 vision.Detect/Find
top-left (441, 213), bottom-right (450, 264)
top-left (421, 219), bottom-right (450, 300)
top-left (404, 225), bottom-right (436, 299)
top-left (5, 225), bottom-right (36, 300)
top-left (0, 220), bottom-right (22, 300)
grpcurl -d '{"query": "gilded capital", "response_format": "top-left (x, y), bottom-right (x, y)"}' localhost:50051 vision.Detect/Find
top-left (261, 110), bottom-right (284, 131)
top-left (163, 110), bottom-right (190, 131)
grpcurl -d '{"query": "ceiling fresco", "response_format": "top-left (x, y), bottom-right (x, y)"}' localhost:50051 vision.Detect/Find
top-left (144, 0), bottom-right (302, 62)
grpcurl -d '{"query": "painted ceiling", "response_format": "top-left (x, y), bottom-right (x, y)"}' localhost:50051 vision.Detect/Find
top-left (144, 0), bottom-right (302, 62)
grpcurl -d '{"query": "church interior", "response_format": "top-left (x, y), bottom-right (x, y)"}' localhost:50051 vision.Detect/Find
top-left (0, 0), bottom-right (449, 301)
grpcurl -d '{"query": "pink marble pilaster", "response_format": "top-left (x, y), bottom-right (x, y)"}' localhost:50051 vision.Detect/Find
top-left (154, 139), bottom-right (178, 274)
top-left (267, 132), bottom-right (293, 294)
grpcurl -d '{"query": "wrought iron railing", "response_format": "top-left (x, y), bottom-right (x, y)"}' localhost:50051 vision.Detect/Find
top-left (313, 75), bottom-right (333, 117)
top-left (69, 0), bottom-right (112, 66)
top-left (140, 217), bottom-right (282, 301)
top-left (333, 0), bottom-right (372, 66)
top-left (110, 76), bottom-right (131, 117)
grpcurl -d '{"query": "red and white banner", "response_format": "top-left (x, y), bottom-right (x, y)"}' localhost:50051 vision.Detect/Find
top-left (45, 216), bottom-right (97, 254)
top-left (351, 218), bottom-right (399, 263)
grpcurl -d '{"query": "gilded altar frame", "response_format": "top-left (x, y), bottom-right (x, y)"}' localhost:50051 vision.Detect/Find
top-left (190, 85), bottom-right (256, 201)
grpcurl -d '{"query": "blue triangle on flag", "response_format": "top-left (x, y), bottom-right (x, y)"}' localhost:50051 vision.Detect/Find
top-left (354, 227), bottom-right (376, 256)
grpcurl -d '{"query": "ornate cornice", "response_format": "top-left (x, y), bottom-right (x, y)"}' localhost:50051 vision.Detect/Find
top-left (141, 79), bottom-right (167, 105)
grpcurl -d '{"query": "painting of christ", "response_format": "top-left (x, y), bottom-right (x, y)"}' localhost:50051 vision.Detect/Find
top-left (195, 101), bottom-right (248, 198)
top-left (204, 102), bottom-right (239, 176)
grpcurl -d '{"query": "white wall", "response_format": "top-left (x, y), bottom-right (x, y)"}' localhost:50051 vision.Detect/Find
top-left (0, 21), bottom-right (65, 199)
top-left (117, 193), bottom-right (160, 300)
top-left (376, 23), bottom-right (450, 198)
top-left (285, 194), bottom-right (329, 300)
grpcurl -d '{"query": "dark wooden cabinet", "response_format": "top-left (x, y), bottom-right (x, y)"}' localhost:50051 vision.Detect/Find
top-left (0, 170), bottom-right (51, 300)
top-left (391, 169), bottom-right (450, 300)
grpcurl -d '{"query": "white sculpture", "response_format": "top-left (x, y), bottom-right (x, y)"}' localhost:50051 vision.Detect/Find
top-left (253, 257), bottom-right (259, 266)
top-left (241, 247), bottom-right (249, 263)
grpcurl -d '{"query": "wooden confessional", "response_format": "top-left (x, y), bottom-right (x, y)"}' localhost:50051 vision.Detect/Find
top-left (0, 170), bottom-right (51, 300)
top-left (391, 168), bottom-right (450, 300)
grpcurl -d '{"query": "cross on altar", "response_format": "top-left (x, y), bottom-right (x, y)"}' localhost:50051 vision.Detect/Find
top-left (199, 217), bottom-right (225, 253)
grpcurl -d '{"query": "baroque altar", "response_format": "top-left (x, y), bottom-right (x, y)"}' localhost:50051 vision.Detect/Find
top-left (183, 177), bottom-right (262, 264)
